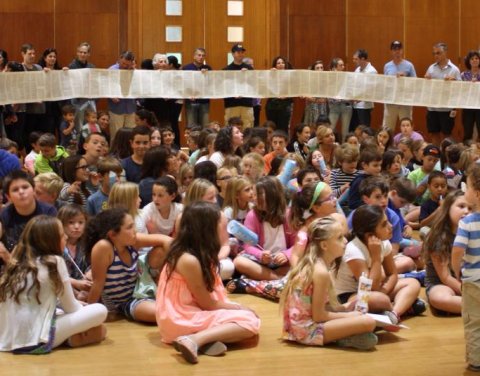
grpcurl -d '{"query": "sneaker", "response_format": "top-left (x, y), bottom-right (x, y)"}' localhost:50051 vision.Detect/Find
top-left (336, 332), bottom-right (378, 350)
top-left (468, 364), bottom-right (480, 372)
top-left (383, 310), bottom-right (400, 325)
top-left (405, 298), bottom-right (427, 316)
top-left (401, 270), bottom-right (426, 286)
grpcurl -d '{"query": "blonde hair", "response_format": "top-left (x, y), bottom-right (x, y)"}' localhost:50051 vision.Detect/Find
top-left (34, 172), bottom-right (64, 197)
top-left (223, 176), bottom-right (253, 218)
top-left (280, 217), bottom-right (341, 311)
top-left (241, 153), bottom-right (265, 181)
top-left (179, 164), bottom-right (194, 185)
top-left (222, 155), bottom-right (241, 172)
top-left (316, 125), bottom-right (333, 144)
top-left (107, 182), bottom-right (140, 217)
top-left (217, 166), bottom-right (238, 179)
top-left (184, 178), bottom-right (215, 206)
top-left (459, 147), bottom-right (479, 172)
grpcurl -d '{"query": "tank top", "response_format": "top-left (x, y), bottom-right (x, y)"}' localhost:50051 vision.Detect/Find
top-left (101, 246), bottom-right (139, 312)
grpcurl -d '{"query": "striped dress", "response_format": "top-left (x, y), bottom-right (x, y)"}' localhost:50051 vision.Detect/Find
top-left (101, 246), bottom-right (139, 312)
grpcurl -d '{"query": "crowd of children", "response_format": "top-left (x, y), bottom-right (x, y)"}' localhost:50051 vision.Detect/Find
top-left (1, 111), bottom-right (480, 370)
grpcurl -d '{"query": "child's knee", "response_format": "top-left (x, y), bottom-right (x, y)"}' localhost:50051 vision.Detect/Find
top-left (368, 292), bottom-right (392, 311)
top-left (404, 277), bottom-right (421, 293)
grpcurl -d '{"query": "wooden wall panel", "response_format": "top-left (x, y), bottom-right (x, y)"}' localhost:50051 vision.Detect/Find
top-left (460, 0), bottom-right (480, 64)
top-left (0, 1), bottom-right (54, 63)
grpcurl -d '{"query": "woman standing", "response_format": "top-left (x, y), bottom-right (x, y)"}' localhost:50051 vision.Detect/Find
top-left (266, 56), bottom-right (294, 134)
top-left (461, 50), bottom-right (480, 141)
top-left (38, 48), bottom-right (66, 135)
top-left (303, 60), bottom-right (328, 126)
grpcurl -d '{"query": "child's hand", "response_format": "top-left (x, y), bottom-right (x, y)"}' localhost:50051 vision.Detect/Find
top-left (402, 225), bottom-right (413, 238)
top-left (146, 218), bottom-right (157, 234)
top-left (261, 250), bottom-right (272, 264)
top-left (68, 181), bottom-right (82, 195)
top-left (273, 252), bottom-right (288, 266)
top-left (77, 279), bottom-right (93, 291)
top-left (340, 183), bottom-right (349, 194)
top-left (0, 242), bottom-right (10, 263)
top-left (367, 235), bottom-right (382, 259)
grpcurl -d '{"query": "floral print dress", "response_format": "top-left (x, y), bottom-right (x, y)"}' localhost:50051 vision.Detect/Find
top-left (283, 283), bottom-right (326, 345)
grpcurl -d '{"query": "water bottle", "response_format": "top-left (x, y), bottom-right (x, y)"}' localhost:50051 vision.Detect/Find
top-left (227, 220), bottom-right (259, 245)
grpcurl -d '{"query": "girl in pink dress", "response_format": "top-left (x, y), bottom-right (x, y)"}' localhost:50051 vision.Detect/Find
top-left (156, 201), bottom-right (260, 364)
top-left (281, 216), bottom-right (377, 350)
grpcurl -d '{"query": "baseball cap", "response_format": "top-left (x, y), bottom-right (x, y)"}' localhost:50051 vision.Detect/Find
top-left (390, 41), bottom-right (403, 50)
top-left (231, 43), bottom-right (246, 53)
top-left (423, 144), bottom-right (441, 158)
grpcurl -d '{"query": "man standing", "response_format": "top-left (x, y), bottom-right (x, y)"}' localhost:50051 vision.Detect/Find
top-left (223, 44), bottom-right (254, 128)
top-left (182, 48), bottom-right (212, 127)
top-left (68, 42), bottom-right (96, 132)
top-left (425, 42), bottom-right (461, 146)
top-left (21, 44), bottom-right (47, 142)
top-left (383, 41), bottom-right (417, 131)
top-left (351, 49), bottom-right (377, 129)
top-left (108, 51), bottom-right (136, 139)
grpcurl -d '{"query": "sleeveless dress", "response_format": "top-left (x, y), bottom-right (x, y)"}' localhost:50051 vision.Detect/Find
top-left (283, 283), bottom-right (325, 345)
top-left (156, 266), bottom-right (260, 343)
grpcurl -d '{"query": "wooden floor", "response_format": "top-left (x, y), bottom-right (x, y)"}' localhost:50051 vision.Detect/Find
top-left (2, 290), bottom-right (476, 376)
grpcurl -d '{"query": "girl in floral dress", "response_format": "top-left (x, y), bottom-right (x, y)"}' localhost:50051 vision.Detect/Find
top-left (280, 216), bottom-right (377, 350)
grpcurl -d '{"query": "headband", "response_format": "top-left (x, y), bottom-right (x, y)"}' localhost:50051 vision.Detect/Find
top-left (308, 182), bottom-right (327, 210)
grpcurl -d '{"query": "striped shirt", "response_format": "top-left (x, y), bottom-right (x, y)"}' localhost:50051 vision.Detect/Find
top-left (101, 246), bottom-right (139, 311)
top-left (453, 212), bottom-right (480, 279)
top-left (330, 168), bottom-right (359, 198)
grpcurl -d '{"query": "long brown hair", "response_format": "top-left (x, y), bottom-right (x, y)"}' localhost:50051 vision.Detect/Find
top-left (165, 202), bottom-right (222, 292)
top-left (0, 216), bottom-right (64, 304)
top-left (254, 176), bottom-right (286, 227)
top-left (422, 190), bottom-right (466, 263)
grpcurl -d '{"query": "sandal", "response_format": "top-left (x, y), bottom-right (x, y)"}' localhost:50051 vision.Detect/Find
top-left (172, 336), bottom-right (198, 364)
top-left (226, 278), bottom-right (248, 294)
top-left (199, 341), bottom-right (227, 356)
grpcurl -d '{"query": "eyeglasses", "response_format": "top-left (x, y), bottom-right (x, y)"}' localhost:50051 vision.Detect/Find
top-left (76, 165), bottom-right (88, 170)
top-left (217, 175), bottom-right (233, 181)
top-left (319, 193), bottom-right (336, 204)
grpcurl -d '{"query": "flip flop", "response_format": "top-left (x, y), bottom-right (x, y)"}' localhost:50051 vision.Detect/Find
top-left (199, 341), bottom-right (227, 356)
top-left (172, 336), bottom-right (198, 364)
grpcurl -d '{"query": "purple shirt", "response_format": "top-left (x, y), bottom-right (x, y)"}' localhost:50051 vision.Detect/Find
top-left (393, 131), bottom-right (424, 145)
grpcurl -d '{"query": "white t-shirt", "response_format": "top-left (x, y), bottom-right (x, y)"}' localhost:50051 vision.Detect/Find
top-left (209, 151), bottom-right (225, 168)
top-left (263, 222), bottom-right (287, 255)
top-left (0, 256), bottom-right (82, 351)
top-left (334, 236), bottom-right (392, 295)
top-left (223, 205), bottom-right (252, 223)
top-left (141, 202), bottom-right (184, 236)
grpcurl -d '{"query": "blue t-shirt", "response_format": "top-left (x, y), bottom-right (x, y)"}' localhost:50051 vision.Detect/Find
top-left (0, 201), bottom-right (57, 252)
top-left (348, 206), bottom-right (402, 245)
top-left (121, 156), bottom-right (142, 183)
top-left (383, 59), bottom-right (416, 77)
top-left (419, 199), bottom-right (439, 222)
top-left (387, 199), bottom-right (406, 230)
top-left (59, 120), bottom-right (78, 149)
top-left (453, 212), bottom-right (480, 279)
top-left (87, 189), bottom-right (109, 216)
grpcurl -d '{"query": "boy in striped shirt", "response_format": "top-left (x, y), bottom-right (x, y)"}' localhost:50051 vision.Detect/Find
top-left (452, 164), bottom-right (480, 372)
